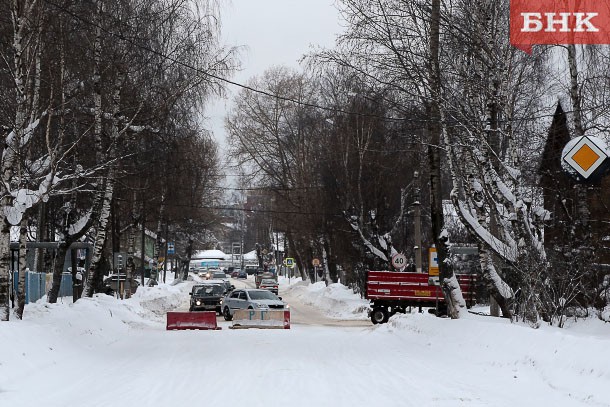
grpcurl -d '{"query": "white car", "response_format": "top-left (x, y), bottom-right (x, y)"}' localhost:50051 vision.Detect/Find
top-left (222, 289), bottom-right (286, 321)
top-left (198, 268), bottom-right (213, 279)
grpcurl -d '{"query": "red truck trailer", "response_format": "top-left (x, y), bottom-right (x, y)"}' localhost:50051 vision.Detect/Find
top-left (366, 271), bottom-right (477, 324)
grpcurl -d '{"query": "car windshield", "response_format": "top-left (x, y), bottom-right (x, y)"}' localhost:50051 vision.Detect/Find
top-left (196, 285), bottom-right (224, 296)
top-left (248, 290), bottom-right (279, 301)
top-left (212, 272), bottom-right (226, 278)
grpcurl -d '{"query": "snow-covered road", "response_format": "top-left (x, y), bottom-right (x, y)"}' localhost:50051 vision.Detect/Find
top-left (2, 276), bottom-right (609, 407)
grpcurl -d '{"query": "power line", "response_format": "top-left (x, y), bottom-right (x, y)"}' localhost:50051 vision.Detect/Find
top-left (41, 0), bottom-right (575, 126)
top-left (166, 202), bottom-right (344, 217)
top-left (208, 185), bottom-right (323, 191)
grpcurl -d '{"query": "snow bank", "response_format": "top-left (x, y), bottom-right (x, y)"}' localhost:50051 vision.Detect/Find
top-left (281, 278), bottom-right (369, 320)
top-left (2, 275), bottom-right (610, 407)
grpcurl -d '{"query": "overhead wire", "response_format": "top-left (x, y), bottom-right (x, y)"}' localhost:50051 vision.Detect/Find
top-left (40, 0), bottom-right (586, 127)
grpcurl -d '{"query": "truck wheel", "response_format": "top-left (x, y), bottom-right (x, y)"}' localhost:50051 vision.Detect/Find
top-left (223, 307), bottom-right (233, 321)
top-left (370, 307), bottom-right (388, 324)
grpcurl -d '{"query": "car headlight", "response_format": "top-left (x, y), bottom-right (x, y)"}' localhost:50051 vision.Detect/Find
top-left (196, 300), bottom-right (201, 306)
top-left (285, 304), bottom-right (290, 309)
top-left (219, 299), bottom-right (223, 304)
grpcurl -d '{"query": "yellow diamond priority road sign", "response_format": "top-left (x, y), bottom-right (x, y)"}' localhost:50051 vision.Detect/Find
top-left (562, 136), bottom-right (608, 179)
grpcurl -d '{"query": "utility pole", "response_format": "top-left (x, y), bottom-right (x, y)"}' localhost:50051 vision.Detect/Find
top-left (163, 223), bottom-right (168, 283)
top-left (140, 204), bottom-right (145, 286)
top-left (240, 206), bottom-right (245, 270)
top-left (413, 171), bottom-right (422, 273)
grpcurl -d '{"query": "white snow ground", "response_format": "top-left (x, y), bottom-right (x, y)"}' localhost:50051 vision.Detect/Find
top-left (1, 275), bottom-right (609, 407)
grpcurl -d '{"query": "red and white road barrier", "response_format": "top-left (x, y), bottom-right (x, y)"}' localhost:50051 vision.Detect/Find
top-left (166, 311), bottom-right (221, 330)
top-left (231, 309), bottom-right (290, 329)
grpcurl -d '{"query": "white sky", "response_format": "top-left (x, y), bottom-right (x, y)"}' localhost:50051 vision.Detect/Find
top-left (206, 0), bottom-right (344, 151)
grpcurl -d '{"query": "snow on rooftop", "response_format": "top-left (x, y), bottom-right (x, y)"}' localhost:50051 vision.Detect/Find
top-left (191, 249), bottom-right (229, 260)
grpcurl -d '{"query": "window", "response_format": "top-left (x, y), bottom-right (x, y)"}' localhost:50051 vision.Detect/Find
top-left (248, 290), bottom-right (277, 300)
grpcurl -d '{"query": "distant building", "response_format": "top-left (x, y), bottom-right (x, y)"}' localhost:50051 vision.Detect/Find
top-left (118, 225), bottom-right (162, 273)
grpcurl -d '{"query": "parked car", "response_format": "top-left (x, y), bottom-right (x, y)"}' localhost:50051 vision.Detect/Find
top-left (102, 273), bottom-right (139, 296)
top-left (237, 269), bottom-right (247, 279)
top-left (259, 278), bottom-right (279, 295)
top-left (189, 283), bottom-right (225, 314)
top-left (222, 288), bottom-right (286, 321)
top-left (230, 270), bottom-right (239, 278)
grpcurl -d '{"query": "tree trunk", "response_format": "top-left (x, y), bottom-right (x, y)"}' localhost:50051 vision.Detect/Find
top-left (34, 202), bottom-right (46, 272)
top-left (478, 245), bottom-right (513, 317)
top-left (0, 1), bottom-right (31, 321)
top-left (183, 237), bottom-right (193, 280)
top-left (0, 216), bottom-right (13, 321)
top-left (83, 56), bottom-right (125, 296)
top-left (154, 190), bottom-right (167, 283)
top-left (14, 224), bottom-right (27, 319)
top-left (427, 0), bottom-right (463, 319)
top-left (83, 176), bottom-right (116, 297)
top-left (70, 244), bottom-right (80, 302)
top-left (125, 193), bottom-right (138, 298)
top-left (47, 243), bottom-right (68, 303)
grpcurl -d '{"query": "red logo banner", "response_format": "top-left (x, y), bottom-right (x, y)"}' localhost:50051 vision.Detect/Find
top-left (510, 0), bottom-right (610, 53)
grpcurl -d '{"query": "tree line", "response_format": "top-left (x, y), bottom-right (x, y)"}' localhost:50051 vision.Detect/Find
top-left (2, 0), bottom-right (608, 326)
top-left (0, 0), bottom-right (236, 321)
top-left (226, 0), bottom-right (610, 326)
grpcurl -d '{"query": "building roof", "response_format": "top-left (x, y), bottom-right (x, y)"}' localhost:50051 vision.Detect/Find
top-left (191, 249), bottom-right (229, 260)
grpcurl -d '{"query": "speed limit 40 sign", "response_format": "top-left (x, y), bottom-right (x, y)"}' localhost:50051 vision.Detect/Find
top-left (391, 253), bottom-right (407, 270)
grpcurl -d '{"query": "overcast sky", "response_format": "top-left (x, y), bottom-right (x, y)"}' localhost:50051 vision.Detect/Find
top-left (206, 0), bottom-right (344, 151)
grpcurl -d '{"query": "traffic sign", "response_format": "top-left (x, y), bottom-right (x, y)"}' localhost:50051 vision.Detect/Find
top-left (391, 253), bottom-right (406, 270)
top-left (562, 135), bottom-right (608, 180)
top-left (283, 257), bottom-right (295, 268)
top-left (428, 247), bottom-right (439, 277)
top-left (167, 242), bottom-right (175, 255)
top-left (312, 258), bottom-right (320, 267)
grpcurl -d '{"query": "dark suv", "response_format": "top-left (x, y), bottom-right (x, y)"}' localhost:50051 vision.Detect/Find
top-left (189, 283), bottom-right (225, 314)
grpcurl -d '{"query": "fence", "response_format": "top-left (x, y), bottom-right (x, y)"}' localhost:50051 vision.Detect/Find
top-left (12, 271), bottom-right (74, 304)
